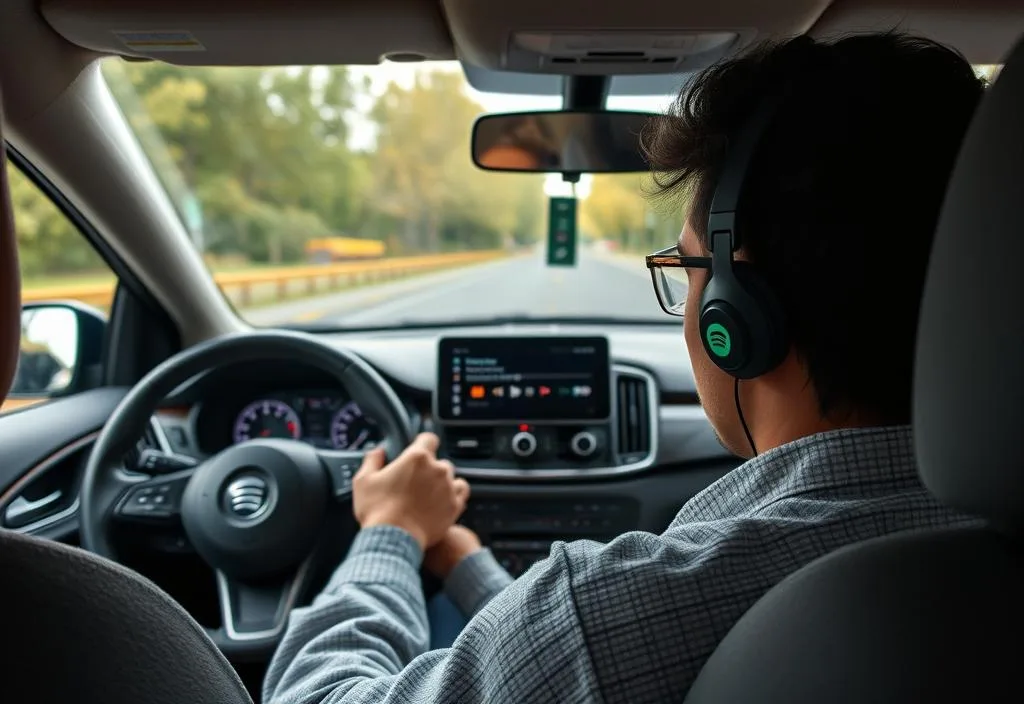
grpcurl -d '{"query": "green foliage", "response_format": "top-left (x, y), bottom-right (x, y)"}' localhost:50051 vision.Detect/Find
top-left (12, 59), bottom-right (663, 277)
top-left (582, 174), bottom-right (684, 253)
top-left (99, 60), bottom-right (549, 263)
top-left (9, 167), bottom-right (107, 278)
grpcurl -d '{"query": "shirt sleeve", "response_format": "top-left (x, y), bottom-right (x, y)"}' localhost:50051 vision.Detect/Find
top-left (442, 548), bottom-right (514, 619)
top-left (263, 527), bottom-right (604, 704)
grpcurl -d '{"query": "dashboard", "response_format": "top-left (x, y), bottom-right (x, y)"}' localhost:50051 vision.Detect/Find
top-left (160, 364), bottom-right (401, 458)
top-left (152, 325), bottom-right (730, 472)
top-left (230, 392), bottom-right (381, 451)
top-left (139, 325), bottom-right (737, 578)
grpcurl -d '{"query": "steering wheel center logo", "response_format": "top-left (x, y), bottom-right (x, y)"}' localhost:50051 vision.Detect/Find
top-left (224, 474), bottom-right (270, 521)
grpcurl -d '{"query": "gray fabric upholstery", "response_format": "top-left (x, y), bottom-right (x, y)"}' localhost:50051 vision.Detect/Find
top-left (685, 527), bottom-right (1023, 703)
top-left (914, 39), bottom-right (1024, 534)
top-left (685, 36), bottom-right (1024, 704)
top-left (0, 529), bottom-right (253, 703)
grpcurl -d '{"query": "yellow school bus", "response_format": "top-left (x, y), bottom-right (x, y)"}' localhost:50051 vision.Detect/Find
top-left (305, 237), bottom-right (386, 263)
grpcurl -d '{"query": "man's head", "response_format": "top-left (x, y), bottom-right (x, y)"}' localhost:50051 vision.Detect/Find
top-left (643, 33), bottom-right (984, 456)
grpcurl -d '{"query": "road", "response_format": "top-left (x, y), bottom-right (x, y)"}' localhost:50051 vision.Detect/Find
top-left (246, 248), bottom-right (669, 327)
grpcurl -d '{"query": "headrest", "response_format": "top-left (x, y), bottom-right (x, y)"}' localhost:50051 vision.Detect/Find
top-left (914, 38), bottom-right (1024, 534)
top-left (0, 88), bottom-right (23, 400)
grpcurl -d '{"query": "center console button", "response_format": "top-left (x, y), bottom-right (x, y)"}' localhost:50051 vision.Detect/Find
top-left (569, 431), bottom-right (598, 457)
top-left (511, 431), bottom-right (537, 458)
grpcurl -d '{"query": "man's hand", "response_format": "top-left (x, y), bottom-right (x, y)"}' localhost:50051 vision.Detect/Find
top-left (353, 432), bottom-right (470, 550)
top-left (424, 525), bottom-right (483, 580)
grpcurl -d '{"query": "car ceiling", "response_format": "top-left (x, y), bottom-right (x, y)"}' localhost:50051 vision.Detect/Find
top-left (1, 0), bottom-right (1021, 103)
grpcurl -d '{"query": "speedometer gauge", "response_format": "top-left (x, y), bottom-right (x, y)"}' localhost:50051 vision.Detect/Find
top-left (330, 401), bottom-right (380, 450)
top-left (233, 400), bottom-right (302, 443)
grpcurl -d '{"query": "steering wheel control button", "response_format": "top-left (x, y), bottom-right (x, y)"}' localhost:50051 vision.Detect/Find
top-left (116, 472), bottom-right (191, 520)
top-left (224, 475), bottom-right (270, 520)
top-left (511, 431), bottom-right (538, 458)
top-left (569, 431), bottom-right (598, 458)
top-left (321, 455), bottom-right (360, 499)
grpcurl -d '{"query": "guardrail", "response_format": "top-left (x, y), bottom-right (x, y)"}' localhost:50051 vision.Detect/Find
top-left (22, 249), bottom-right (508, 309)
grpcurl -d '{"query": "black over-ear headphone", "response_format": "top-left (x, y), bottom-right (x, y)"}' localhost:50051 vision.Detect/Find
top-left (699, 97), bottom-right (789, 379)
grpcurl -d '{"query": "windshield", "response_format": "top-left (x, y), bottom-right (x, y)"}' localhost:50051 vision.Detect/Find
top-left (98, 59), bottom-right (681, 328)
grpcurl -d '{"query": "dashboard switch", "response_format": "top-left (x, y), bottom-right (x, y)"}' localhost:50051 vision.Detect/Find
top-left (569, 431), bottom-right (598, 458)
top-left (137, 449), bottom-right (198, 474)
top-left (510, 431), bottom-right (537, 458)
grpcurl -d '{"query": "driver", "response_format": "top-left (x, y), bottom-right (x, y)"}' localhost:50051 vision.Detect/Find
top-left (264, 33), bottom-right (986, 702)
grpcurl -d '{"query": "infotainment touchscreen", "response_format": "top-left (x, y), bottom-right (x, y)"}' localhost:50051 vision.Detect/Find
top-left (436, 336), bottom-right (611, 422)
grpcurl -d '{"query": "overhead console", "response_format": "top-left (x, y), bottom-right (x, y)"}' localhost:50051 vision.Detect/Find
top-left (434, 335), bottom-right (657, 479)
top-left (441, 0), bottom-right (831, 76)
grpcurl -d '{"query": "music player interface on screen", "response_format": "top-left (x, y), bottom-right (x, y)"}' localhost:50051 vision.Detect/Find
top-left (437, 337), bottom-right (610, 422)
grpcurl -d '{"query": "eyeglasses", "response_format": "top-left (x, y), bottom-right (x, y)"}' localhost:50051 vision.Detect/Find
top-left (645, 245), bottom-right (712, 317)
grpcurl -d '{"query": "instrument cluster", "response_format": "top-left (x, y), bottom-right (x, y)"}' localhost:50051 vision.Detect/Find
top-left (231, 390), bottom-right (381, 451)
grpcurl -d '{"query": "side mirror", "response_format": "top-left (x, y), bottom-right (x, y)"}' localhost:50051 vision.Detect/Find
top-left (8, 301), bottom-right (107, 405)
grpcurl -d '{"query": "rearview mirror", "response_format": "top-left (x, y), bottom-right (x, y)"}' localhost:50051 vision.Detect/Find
top-left (471, 110), bottom-right (656, 174)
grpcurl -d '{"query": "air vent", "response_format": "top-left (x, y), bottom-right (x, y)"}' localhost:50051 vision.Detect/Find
top-left (616, 373), bottom-right (651, 463)
top-left (444, 429), bottom-right (495, 460)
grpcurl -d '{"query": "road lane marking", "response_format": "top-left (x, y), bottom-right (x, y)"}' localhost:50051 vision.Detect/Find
top-left (293, 310), bottom-right (325, 322)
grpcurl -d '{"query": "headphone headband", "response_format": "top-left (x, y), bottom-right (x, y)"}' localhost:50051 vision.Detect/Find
top-left (707, 94), bottom-right (784, 252)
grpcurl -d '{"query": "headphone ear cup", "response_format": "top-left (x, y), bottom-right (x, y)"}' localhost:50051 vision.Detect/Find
top-left (731, 262), bottom-right (788, 377)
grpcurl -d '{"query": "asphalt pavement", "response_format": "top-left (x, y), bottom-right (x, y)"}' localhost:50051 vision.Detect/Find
top-left (245, 248), bottom-right (669, 327)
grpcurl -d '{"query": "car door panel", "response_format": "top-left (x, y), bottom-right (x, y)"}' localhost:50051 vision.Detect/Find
top-left (0, 387), bottom-right (128, 540)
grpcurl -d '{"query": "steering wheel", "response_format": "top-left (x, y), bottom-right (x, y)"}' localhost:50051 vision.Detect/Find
top-left (79, 331), bottom-right (414, 659)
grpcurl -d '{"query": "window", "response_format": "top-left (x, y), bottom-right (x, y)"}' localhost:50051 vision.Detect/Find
top-left (3, 159), bottom-right (115, 415)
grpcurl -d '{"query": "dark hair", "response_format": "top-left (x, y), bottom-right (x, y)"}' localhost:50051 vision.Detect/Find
top-left (642, 32), bottom-right (985, 424)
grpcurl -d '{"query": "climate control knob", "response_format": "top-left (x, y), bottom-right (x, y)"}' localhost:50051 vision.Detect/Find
top-left (569, 431), bottom-right (598, 458)
top-left (510, 431), bottom-right (538, 458)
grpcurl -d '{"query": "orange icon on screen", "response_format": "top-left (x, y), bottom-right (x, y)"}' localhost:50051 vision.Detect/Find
top-left (470, 385), bottom-right (485, 399)
top-left (539, 386), bottom-right (551, 397)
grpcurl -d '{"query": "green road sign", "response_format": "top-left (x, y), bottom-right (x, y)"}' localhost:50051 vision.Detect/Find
top-left (547, 197), bottom-right (577, 267)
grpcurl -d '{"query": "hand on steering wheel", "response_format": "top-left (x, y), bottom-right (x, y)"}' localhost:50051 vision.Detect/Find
top-left (77, 331), bottom-right (414, 660)
top-left (354, 433), bottom-right (470, 550)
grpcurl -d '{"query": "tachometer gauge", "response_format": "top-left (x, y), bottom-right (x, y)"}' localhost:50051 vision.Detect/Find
top-left (330, 401), bottom-right (380, 450)
top-left (233, 400), bottom-right (302, 443)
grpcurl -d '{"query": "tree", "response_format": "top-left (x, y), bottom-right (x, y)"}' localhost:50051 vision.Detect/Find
top-left (8, 164), bottom-right (107, 278)
top-left (15, 58), bottom-right (550, 276)
top-left (581, 174), bottom-right (684, 253)
top-left (369, 69), bottom-right (545, 252)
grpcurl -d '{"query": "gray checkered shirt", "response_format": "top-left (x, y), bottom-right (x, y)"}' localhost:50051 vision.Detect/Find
top-left (264, 425), bottom-right (979, 703)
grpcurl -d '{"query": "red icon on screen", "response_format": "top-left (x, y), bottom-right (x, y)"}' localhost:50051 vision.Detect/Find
top-left (470, 385), bottom-right (485, 399)
top-left (539, 386), bottom-right (551, 397)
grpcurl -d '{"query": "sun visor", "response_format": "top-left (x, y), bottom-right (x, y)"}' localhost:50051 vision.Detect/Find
top-left (40, 0), bottom-right (455, 65)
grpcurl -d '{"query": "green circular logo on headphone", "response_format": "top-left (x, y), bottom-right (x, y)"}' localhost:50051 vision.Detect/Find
top-left (705, 323), bottom-right (732, 357)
